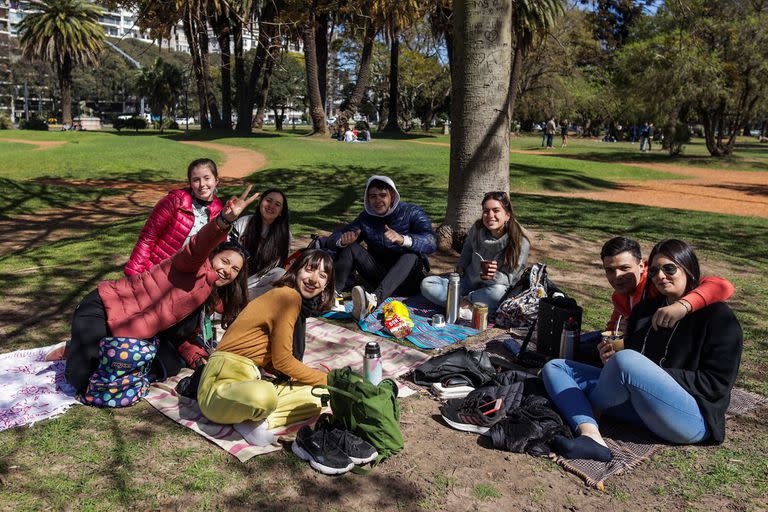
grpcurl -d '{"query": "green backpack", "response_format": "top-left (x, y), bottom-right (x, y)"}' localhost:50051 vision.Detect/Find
top-left (314, 366), bottom-right (404, 462)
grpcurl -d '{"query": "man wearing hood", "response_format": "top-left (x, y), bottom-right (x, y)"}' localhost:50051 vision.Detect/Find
top-left (327, 175), bottom-right (437, 319)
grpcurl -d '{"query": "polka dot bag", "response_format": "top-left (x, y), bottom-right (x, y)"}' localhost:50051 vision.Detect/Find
top-left (78, 337), bottom-right (159, 408)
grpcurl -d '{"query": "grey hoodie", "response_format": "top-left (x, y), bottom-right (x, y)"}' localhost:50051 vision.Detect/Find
top-left (364, 175), bottom-right (401, 217)
top-left (457, 223), bottom-right (530, 289)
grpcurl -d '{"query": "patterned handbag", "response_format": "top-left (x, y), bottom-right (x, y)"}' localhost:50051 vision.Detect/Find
top-left (494, 263), bottom-right (549, 329)
top-left (78, 336), bottom-right (159, 408)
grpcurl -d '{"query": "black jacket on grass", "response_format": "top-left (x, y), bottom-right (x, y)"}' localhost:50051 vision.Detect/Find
top-left (626, 297), bottom-right (743, 444)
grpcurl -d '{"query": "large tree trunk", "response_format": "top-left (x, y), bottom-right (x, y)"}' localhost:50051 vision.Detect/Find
top-left (183, 12), bottom-right (210, 129)
top-left (506, 42), bottom-right (524, 124)
top-left (382, 29), bottom-right (402, 133)
top-left (253, 46), bottom-right (278, 130)
top-left (439, 0), bottom-right (513, 251)
top-left (315, 11), bottom-right (330, 110)
top-left (303, 6), bottom-right (328, 135)
top-left (236, 2), bottom-right (277, 133)
top-left (59, 56), bottom-right (73, 125)
top-left (335, 21), bottom-right (376, 131)
top-left (233, 23), bottom-right (244, 114)
top-left (199, 29), bottom-right (225, 129)
top-left (216, 23), bottom-right (232, 129)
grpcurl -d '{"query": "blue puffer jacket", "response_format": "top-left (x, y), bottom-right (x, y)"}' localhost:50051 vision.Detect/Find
top-left (326, 175), bottom-right (437, 264)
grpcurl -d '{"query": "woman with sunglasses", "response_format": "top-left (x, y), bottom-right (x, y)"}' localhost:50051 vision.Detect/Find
top-left (197, 250), bottom-right (335, 446)
top-left (542, 239), bottom-right (742, 462)
top-left (421, 191), bottom-right (530, 311)
top-left (64, 187), bottom-right (259, 394)
top-left (230, 189), bottom-right (292, 300)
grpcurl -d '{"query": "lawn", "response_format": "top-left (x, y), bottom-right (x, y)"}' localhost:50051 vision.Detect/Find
top-left (1, 128), bottom-right (767, 511)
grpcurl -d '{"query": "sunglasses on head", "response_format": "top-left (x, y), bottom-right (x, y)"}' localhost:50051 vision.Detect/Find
top-left (649, 263), bottom-right (678, 277)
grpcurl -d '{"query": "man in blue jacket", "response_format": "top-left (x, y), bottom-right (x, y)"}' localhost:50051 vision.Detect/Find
top-left (327, 175), bottom-right (437, 319)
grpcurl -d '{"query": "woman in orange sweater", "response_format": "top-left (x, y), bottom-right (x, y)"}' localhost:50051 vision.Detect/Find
top-left (197, 249), bottom-right (335, 445)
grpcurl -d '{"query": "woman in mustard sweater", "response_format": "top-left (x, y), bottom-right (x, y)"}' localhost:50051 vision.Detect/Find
top-left (197, 249), bottom-right (335, 445)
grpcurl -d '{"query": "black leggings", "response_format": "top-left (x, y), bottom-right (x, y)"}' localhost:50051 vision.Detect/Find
top-left (333, 242), bottom-right (423, 302)
top-left (66, 289), bottom-right (110, 394)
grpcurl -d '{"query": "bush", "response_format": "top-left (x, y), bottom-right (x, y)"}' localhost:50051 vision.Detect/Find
top-left (0, 114), bottom-right (12, 129)
top-left (19, 117), bottom-right (48, 131)
top-left (113, 116), bottom-right (147, 132)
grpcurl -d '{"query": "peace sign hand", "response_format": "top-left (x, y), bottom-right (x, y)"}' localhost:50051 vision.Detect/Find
top-left (221, 185), bottom-right (260, 222)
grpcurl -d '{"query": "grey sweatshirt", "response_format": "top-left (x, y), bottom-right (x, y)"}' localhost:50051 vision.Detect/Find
top-left (456, 224), bottom-right (530, 289)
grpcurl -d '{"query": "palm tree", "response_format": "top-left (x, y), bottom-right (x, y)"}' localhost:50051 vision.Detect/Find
top-left (136, 58), bottom-right (183, 132)
top-left (18, 0), bottom-right (105, 125)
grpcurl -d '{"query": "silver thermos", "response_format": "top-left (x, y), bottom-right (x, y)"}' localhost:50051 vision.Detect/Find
top-left (559, 316), bottom-right (577, 359)
top-left (446, 272), bottom-right (461, 324)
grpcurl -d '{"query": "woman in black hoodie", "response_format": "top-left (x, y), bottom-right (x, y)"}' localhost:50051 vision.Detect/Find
top-left (542, 239), bottom-right (742, 462)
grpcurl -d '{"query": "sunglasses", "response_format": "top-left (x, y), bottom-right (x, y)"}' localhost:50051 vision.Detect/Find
top-left (649, 263), bottom-right (678, 277)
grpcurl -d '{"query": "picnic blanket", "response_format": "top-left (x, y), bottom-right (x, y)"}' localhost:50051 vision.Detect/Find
top-left (359, 296), bottom-right (479, 350)
top-left (552, 388), bottom-right (768, 490)
top-left (144, 317), bottom-right (430, 461)
top-left (0, 342), bottom-right (80, 432)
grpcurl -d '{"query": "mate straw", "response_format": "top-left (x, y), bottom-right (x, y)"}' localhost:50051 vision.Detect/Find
top-left (614, 315), bottom-right (622, 336)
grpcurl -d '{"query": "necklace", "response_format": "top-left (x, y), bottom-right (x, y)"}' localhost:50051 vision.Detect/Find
top-left (640, 319), bottom-right (679, 368)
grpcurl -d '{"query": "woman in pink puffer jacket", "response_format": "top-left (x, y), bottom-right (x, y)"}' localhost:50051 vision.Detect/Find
top-left (124, 158), bottom-right (224, 276)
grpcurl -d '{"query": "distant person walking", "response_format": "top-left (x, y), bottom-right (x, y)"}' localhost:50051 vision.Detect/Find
top-left (641, 122), bottom-right (655, 152)
top-left (546, 118), bottom-right (557, 149)
top-left (560, 120), bottom-right (569, 148)
top-left (540, 120), bottom-right (548, 147)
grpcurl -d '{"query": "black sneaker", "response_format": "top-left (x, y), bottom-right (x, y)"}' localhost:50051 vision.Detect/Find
top-left (291, 426), bottom-right (354, 475)
top-left (314, 414), bottom-right (378, 464)
top-left (440, 393), bottom-right (507, 434)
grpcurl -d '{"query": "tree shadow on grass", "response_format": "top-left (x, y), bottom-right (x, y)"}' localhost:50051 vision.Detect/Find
top-left (534, 150), bottom-right (768, 171)
top-left (509, 163), bottom-right (621, 192)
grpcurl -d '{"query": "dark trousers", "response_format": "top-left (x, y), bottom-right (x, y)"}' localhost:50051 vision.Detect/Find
top-left (334, 242), bottom-right (423, 302)
top-left (66, 289), bottom-right (110, 394)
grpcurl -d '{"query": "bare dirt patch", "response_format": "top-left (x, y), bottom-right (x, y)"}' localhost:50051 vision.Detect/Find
top-left (180, 140), bottom-right (267, 179)
top-left (0, 138), bottom-right (68, 150)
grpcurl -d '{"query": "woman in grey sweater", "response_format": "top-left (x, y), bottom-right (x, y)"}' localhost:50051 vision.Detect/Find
top-left (421, 191), bottom-right (530, 311)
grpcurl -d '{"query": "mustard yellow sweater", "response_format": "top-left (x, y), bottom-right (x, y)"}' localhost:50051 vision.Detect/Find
top-left (216, 286), bottom-right (327, 386)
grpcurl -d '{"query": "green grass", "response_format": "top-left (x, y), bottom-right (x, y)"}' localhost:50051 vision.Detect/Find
top-left (471, 483), bottom-right (502, 500)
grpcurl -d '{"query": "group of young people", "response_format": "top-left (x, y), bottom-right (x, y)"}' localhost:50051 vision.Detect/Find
top-left (60, 157), bottom-right (743, 458)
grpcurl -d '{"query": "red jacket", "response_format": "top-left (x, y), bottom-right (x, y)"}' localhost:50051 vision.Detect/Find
top-left (124, 189), bottom-right (223, 276)
top-left (100, 219), bottom-right (228, 340)
top-left (606, 267), bottom-right (735, 331)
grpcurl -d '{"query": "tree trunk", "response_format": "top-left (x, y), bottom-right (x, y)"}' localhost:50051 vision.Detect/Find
top-left (315, 11), bottom-right (330, 110)
top-left (506, 42), bottom-right (524, 125)
top-left (439, 0), bottom-right (513, 251)
top-left (700, 108), bottom-right (724, 157)
top-left (274, 106), bottom-right (284, 131)
top-left (233, 23), bottom-right (244, 114)
top-left (254, 44), bottom-right (279, 130)
top-left (303, 7), bottom-right (328, 135)
top-left (236, 2), bottom-right (277, 133)
top-left (217, 24), bottom-right (232, 129)
top-left (335, 21), bottom-right (376, 132)
top-left (382, 29), bottom-right (402, 133)
top-left (59, 56), bottom-right (73, 125)
top-left (183, 12), bottom-right (210, 129)
top-left (199, 29), bottom-right (224, 129)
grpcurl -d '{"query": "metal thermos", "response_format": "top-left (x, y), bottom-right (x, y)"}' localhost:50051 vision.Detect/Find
top-left (363, 341), bottom-right (383, 385)
top-left (446, 272), bottom-right (461, 324)
top-left (559, 316), bottom-right (577, 359)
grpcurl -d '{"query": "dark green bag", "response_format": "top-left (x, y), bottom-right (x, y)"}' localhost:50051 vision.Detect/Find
top-left (314, 366), bottom-right (404, 461)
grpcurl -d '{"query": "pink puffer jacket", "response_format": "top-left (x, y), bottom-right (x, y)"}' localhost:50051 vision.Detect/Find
top-left (124, 189), bottom-right (223, 276)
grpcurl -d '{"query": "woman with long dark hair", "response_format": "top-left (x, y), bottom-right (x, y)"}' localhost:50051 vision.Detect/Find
top-left (231, 189), bottom-right (292, 300)
top-left (125, 158), bottom-right (223, 276)
top-left (65, 186), bottom-right (259, 394)
top-left (542, 239), bottom-right (742, 462)
top-left (197, 250), bottom-right (336, 445)
top-left (421, 191), bottom-right (530, 311)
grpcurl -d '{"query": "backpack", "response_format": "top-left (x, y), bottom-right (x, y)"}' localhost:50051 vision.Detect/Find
top-left (412, 347), bottom-right (496, 387)
top-left (495, 263), bottom-right (549, 329)
top-left (315, 366), bottom-right (404, 462)
top-left (78, 336), bottom-right (158, 408)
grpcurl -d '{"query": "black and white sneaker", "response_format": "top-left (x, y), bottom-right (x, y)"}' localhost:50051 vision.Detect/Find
top-left (351, 285), bottom-right (377, 320)
top-left (440, 393), bottom-right (507, 435)
top-left (325, 428), bottom-right (378, 464)
top-left (292, 426), bottom-right (354, 475)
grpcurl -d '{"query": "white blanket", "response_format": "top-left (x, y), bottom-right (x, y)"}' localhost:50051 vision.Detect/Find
top-left (0, 342), bottom-right (80, 431)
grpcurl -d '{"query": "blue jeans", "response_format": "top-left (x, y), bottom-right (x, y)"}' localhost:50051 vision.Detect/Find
top-left (541, 350), bottom-right (708, 444)
top-left (546, 134), bottom-right (554, 148)
top-left (420, 275), bottom-right (508, 311)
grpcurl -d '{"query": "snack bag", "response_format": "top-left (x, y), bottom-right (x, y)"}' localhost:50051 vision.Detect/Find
top-left (383, 300), bottom-right (414, 339)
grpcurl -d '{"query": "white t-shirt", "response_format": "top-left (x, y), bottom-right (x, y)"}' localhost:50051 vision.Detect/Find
top-left (344, 130), bottom-right (356, 142)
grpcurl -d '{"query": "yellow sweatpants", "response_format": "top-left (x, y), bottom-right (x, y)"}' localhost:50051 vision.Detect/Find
top-left (197, 351), bottom-right (324, 428)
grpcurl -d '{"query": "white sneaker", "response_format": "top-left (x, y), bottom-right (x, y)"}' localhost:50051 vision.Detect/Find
top-left (351, 286), bottom-right (377, 320)
top-left (234, 420), bottom-right (276, 447)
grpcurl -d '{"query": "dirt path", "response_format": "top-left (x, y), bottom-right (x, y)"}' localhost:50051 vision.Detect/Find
top-left (0, 138), bottom-right (67, 150)
top-left (180, 140), bottom-right (267, 179)
top-left (410, 141), bottom-right (768, 217)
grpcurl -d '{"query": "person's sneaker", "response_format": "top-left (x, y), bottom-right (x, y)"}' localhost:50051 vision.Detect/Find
top-left (313, 416), bottom-right (379, 464)
top-left (292, 426), bottom-right (355, 475)
top-left (440, 392), bottom-right (508, 435)
top-left (351, 286), bottom-right (377, 320)
top-left (234, 419), bottom-right (276, 447)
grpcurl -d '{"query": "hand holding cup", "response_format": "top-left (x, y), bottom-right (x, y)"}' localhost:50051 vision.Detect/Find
top-left (480, 260), bottom-right (497, 280)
